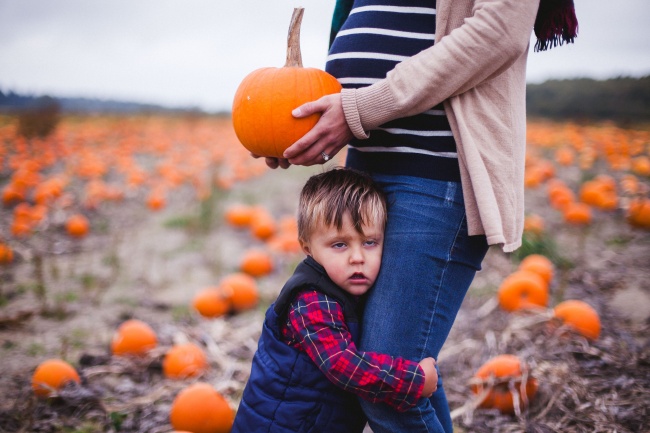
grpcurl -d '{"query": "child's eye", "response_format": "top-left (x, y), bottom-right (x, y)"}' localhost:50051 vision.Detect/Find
top-left (364, 240), bottom-right (379, 247)
top-left (332, 242), bottom-right (346, 249)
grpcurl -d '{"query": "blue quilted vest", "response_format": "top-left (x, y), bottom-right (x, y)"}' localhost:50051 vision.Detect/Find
top-left (232, 256), bottom-right (367, 433)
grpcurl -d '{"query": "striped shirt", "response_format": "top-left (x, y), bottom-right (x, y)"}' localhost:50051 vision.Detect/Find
top-left (281, 289), bottom-right (426, 411)
top-left (326, 0), bottom-right (460, 181)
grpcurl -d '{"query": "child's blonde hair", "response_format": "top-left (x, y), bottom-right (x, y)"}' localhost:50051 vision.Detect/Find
top-left (297, 167), bottom-right (387, 243)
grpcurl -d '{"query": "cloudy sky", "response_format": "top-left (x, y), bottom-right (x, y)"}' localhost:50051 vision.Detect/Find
top-left (1, 0), bottom-right (649, 112)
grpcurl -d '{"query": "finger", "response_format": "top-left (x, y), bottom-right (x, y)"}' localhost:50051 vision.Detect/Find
top-left (265, 157), bottom-right (279, 169)
top-left (292, 97), bottom-right (329, 118)
top-left (289, 144), bottom-right (333, 167)
top-left (284, 131), bottom-right (320, 160)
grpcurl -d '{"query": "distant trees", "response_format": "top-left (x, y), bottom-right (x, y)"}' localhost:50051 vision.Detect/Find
top-left (526, 76), bottom-right (650, 125)
top-left (2, 75), bottom-right (649, 131)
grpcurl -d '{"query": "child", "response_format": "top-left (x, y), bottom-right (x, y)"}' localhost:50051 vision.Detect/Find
top-left (231, 167), bottom-right (438, 433)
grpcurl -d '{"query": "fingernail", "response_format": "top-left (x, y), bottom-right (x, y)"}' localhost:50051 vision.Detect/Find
top-left (292, 108), bottom-right (301, 117)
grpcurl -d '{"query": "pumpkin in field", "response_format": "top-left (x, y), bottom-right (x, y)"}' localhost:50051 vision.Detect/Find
top-left (231, 7), bottom-right (342, 158)
top-left (192, 287), bottom-right (232, 318)
top-left (523, 214), bottom-right (545, 237)
top-left (631, 155), bottom-right (650, 176)
top-left (220, 272), bottom-right (259, 312)
top-left (547, 179), bottom-right (574, 211)
top-left (0, 243), bottom-right (14, 264)
top-left (497, 270), bottom-right (548, 312)
top-left (224, 203), bottom-right (255, 228)
top-left (251, 211), bottom-right (277, 241)
top-left (2, 183), bottom-right (25, 205)
top-left (563, 202), bottom-right (592, 225)
top-left (111, 319), bottom-right (158, 356)
top-left (66, 213), bottom-right (90, 238)
top-left (170, 382), bottom-right (234, 433)
top-left (240, 249), bottom-right (274, 278)
top-left (146, 188), bottom-right (166, 211)
top-left (518, 254), bottom-right (554, 286)
top-left (553, 300), bottom-right (601, 340)
top-left (627, 197), bottom-right (650, 229)
top-left (470, 354), bottom-right (538, 414)
top-left (32, 358), bottom-right (81, 398)
top-left (163, 343), bottom-right (209, 379)
top-left (579, 179), bottom-right (618, 211)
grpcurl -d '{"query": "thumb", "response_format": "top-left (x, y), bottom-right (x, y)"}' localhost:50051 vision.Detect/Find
top-left (292, 102), bottom-right (315, 118)
top-left (293, 95), bottom-right (330, 118)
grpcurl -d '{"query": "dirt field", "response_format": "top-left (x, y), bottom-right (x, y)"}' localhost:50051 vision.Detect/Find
top-left (1, 118), bottom-right (649, 433)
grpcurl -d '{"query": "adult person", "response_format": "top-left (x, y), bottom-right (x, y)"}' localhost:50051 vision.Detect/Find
top-left (260, 0), bottom-right (577, 431)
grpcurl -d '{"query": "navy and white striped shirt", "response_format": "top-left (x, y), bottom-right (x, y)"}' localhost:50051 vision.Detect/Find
top-left (326, 0), bottom-right (460, 181)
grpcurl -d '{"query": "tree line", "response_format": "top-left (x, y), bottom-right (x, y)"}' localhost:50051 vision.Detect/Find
top-left (2, 75), bottom-right (649, 126)
top-left (526, 75), bottom-right (650, 126)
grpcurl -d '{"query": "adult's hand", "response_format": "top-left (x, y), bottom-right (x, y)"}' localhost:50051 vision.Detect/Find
top-left (250, 153), bottom-right (292, 170)
top-left (283, 93), bottom-right (353, 166)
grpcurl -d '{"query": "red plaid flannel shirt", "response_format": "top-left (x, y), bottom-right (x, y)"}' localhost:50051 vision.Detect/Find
top-left (281, 289), bottom-right (425, 412)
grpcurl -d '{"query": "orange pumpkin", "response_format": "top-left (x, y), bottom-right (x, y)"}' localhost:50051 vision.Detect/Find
top-left (192, 287), bottom-right (232, 318)
top-left (471, 354), bottom-right (538, 414)
top-left (240, 249), bottom-right (274, 278)
top-left (579, 179), bottom-right (618, 211)
top-left (251, 213), bottom-right (277, 241)
top-left (66, 213), bottom-right (90, 238)
top-left (497, 270), bottom-right (548, 312)
top-left (554, 147), bottom-right (575, 166)
top-left (169, 382), bottom-right (234, 433)
top-left (220, 272), bottom-right (259, 312)
top-left (553, 300), bottom-right (601, 340)
top-left (631, 155), bottom-right (650, 176)
top-left (231, 8), bottom-right (342, 158)
top-left (32, 359), bottom-right (81, 398)
top-left (627, 198), bottom-right (650, 229)
top-left (163, 343), bottom-right (209, 379)
top-left (547, 181), bottom-right (575, 211)
top-left (2, 183), bottom-right (25, 205)
top-left (523, 214), bottom-right (545, 236)
top-left (563, 202), bottom-right (592, 225)
top-left (0, 243), bottom-right (14, 264)
top-left (111, 319), bottom-right (158, 356)
top-left (146, 188), bottom-right (166, 211)
top-left (518, 254), bottom-right (554, 286)
top-left (224, 203), bottom-right (254, 228)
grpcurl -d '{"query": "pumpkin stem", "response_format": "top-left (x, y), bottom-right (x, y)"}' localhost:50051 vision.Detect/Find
top-left (285, 7), bottom-right (304, 68)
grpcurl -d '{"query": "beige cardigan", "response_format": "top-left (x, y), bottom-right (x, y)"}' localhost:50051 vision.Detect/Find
top-left (340, 0), bottom-right (540, 252)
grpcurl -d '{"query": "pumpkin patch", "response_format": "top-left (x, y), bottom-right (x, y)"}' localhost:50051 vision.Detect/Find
top-left (0, 104), bottom-right (648, 431)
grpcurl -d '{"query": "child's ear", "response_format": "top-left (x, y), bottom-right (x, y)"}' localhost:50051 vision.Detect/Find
top-left (299, 240), bottom-right (312, 256)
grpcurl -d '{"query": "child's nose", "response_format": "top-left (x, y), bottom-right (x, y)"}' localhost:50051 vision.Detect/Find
top-left (349, 246), bottom-right (365, 263)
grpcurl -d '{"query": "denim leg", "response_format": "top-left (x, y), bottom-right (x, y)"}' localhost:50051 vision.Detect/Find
top-left (358, 175), bottom-right (489, 433)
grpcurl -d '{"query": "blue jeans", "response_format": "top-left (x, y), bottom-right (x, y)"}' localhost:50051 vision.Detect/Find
top-left (359, 174), bottom-right (489, 433)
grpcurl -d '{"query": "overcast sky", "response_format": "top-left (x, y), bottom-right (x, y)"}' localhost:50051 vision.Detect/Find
top-left (1, 0), bottom-right (649, 112)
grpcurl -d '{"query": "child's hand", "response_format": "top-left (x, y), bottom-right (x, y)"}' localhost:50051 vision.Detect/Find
top-left (418, 357), bottom-right (438, 398)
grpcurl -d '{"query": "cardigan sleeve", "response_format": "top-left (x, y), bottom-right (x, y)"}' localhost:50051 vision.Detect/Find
top-left (341, 0), bottom-right (540, 138)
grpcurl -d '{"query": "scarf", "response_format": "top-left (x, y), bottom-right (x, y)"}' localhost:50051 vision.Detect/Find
top-left (534, 0), bottom-right (579, 51)
top-left (328, 0), bottom-right (578, 52)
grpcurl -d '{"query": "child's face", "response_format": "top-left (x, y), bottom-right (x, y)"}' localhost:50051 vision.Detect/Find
top-left (300, 212), bottom-right (383, 296)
